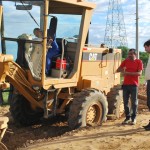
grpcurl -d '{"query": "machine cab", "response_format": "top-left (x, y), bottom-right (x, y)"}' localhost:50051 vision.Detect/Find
top-left (1, 0), bottom-right (96, 90)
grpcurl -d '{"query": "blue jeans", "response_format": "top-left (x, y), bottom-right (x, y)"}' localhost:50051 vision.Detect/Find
top-left (122, 85), bottom-right (138, 121)
top-left (147, 80), bottom-right (150, 110)
top-left (46, 49), bottom-right (59, 75)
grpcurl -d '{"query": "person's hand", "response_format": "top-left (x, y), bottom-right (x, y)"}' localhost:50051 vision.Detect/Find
top-left (46, 44), bottom-right (52, 49)
top-left (121, 67), bottom-right (126, 76)
top-left (48, 37), bottom-right (53, 44)
top-left (48, 38), bottom-right (53, 43)
top-left (144, 81), bottom-right (147, 88)
top-left (47, 37), bottom-right (53, 49)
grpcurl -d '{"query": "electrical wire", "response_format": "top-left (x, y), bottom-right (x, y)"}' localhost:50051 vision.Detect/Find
top-left (20, 0), bottom-right (39, 27)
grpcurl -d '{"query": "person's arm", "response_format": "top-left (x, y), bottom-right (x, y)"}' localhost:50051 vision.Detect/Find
top-left (116, 66), bottom-right (125, 73)
top-left (123, 70), bottom-right (142, 76)
top-left (124, 60), bottom-right (143, 76)
top-left (121, 59), bottom-right (143, 76)
top-left (144, 80), bottom-right (147, 87)
top-left (116, 60), bottom-right (126, 73)
top-left (47, 37), bottom-right (53, 49)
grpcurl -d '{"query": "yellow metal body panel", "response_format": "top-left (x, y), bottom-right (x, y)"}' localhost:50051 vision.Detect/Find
top-left (0, 0), bottom-right (121, 111)
top-left (0, 0), bottom-right (96, 109)
top-left (77, 48), bottom-right (121, 94)
top-left (42, 0), bottom-right (95, 90)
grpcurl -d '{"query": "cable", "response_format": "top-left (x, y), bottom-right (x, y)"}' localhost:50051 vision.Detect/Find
top-left (20, 0), bottom-right (39, 27)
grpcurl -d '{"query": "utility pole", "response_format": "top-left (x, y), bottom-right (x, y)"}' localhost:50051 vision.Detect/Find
top-left (136, 0), bottom-right (139, 58)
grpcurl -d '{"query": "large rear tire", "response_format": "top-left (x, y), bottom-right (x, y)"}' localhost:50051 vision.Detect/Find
top-left (68, 89), bottom-right (108, 129)
top-left (107, 86), bottom-right (124, 119)
top-left (0, 142), bottom-right (8, 150)
top-left (10, 94), bottom-right (43, 126)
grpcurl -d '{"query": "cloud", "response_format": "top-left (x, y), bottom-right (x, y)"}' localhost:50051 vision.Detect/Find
top-left (86, 0), bottom-right (150, 51)
top-left (2, 0), bottom-right (150, 52)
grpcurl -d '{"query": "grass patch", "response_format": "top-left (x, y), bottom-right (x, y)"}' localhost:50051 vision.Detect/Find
top-left (139, 75), bottom-right (145, 85)
top-left (0, 89), bottom-right (10, 105)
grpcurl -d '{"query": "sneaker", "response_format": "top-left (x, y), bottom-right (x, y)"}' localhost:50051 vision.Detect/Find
top-left (144, 126), bottom-right (150, 131)
top-left (130, 119), bottom-right (136, 125)
top-left (122, 119), bottom-right (131, 124)
top-left (143, 123), bottom-right (150, 128)
top-left (143, 121), bottom-right (150, 128)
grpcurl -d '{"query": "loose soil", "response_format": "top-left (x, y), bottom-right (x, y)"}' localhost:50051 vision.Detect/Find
top-left (1, 84), bottom-right (150, 150)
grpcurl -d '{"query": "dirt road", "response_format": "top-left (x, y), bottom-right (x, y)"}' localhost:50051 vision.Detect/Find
top-left (1, 106), bottom-right (150, 150)
top-left (1, 84), bottom-right (150, 150)
top-left (21, 111), bottom-right (150, 150)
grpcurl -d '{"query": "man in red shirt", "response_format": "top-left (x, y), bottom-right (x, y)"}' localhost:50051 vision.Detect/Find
top-left (117, 49), bottom-right (143, 125)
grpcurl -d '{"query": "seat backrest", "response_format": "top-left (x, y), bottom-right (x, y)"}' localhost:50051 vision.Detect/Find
top-left (47, 17), bottom-right (58, 40)
top-left (16, 41), bottom-right (28, 68)
top-left (65, 42), bottom-right (77, 61)
top-left (24, 42), bottom-right (43, 80)
top-left (16, 33), bottom-right (33, 68)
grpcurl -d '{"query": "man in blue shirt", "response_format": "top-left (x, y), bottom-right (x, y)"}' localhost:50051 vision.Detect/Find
top-left (46, 36), bottom-right (60, 75)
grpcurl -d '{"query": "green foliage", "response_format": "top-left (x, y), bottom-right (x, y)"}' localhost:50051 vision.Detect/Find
top-left (117, 46), bottom-right (129, 60)
top-left (2, 92), bottom-right (9, 105)
top-left (0, 89), bottom-right (10, 106)
top-left (139, 75), bottom-right (145, 84)
top-left (117, 46), bottom-right (148, 68)
top-left (139, 51), bottom-right (149, 67)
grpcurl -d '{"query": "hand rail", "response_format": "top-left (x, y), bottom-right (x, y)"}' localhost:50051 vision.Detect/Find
top-left (59, 37), bottom-right (78, 78)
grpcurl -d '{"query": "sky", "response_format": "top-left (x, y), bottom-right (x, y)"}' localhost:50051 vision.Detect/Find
top-left (87, 0), bottom-right (150, 52)
top-left (1, 0), bottom-right (150, 55)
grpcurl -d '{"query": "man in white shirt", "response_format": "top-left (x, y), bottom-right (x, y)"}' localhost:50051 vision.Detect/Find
top-left (143, 39), bottom-right (150, 130)
top-left (33, 28), bottom-right (43, 39)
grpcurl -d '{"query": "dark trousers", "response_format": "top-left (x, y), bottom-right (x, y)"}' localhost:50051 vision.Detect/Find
top-left (122, 85), bottom-right (138, 120)
top-left (46, 50), bottom-right (59, 75)
top-left (147, 80), bottom-right (150, 110)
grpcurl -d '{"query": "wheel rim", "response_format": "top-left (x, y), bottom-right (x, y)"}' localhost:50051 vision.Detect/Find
top-left (86, 102), bottom-right (103, 126)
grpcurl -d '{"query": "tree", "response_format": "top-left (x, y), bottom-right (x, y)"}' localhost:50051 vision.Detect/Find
top-left (139, 51), bottom-right (149, 68)
top-left (117, 46), bottom-right (129, 60)
top-left (117, 46), bottom-right (148, 68)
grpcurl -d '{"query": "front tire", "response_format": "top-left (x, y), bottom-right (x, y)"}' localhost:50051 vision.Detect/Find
top-left (68, 89), bottom-right (108, 129)
top-left (0, 142), bottom-right (8, 150)
top-left (10, 94), bottom-right (43, 126)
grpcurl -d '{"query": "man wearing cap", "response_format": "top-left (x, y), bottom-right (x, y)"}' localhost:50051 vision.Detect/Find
top-left (46, 35), bottom-right (60, 75)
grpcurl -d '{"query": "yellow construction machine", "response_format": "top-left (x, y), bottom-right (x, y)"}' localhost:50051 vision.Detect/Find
top-left (0, 0), bottom-right (123, 129)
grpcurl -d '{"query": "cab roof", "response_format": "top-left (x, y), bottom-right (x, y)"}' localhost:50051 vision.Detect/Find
top-left (13, 0), bottom-right (96, 14)
top-left (49, 0), bottom-right (96, 9)
top-left (48, 0), bottom-right (96, 14)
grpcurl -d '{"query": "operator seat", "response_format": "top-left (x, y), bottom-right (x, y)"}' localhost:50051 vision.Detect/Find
top-left (47, 16), bottom-right (58, 40)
